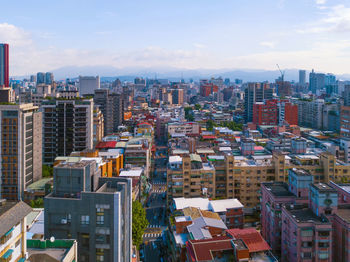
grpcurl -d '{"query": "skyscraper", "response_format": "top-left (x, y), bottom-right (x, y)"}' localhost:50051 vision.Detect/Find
top-left (79, 76), bottom-right (100, 95)
top-left (94, 89), bottom-right (124, 135)
top-left (45, 72), bottom-right (54, 84)
top-left (36, 72), bottom-right (45, 84)
top-left (0, 43), bottom-right (9, 87)
top-left (41, 98), bottom-right (94, 165)
top-left (299, 70), bottom-right (306, 85)
top-left (309, 69), bottom-right (325, 94)
top-left (0, 103), bottom-right (42, 200)
top-left (244, 82), bottom-right (273, 122)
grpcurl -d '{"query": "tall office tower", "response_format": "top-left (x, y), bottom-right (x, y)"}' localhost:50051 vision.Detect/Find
top-left (309, 69), bottom-right (325, 94)
top-left (0, 43), bottom-right (9, 87)
top-left (30, 75), bottom-right (37, 83)
top-left (94, 89), bottom-right (124, 135)
top-left (45, 160), bottom-right (132, 262)
top-left (344, 85), bottom-right (350, 106)
top-left (41, 98), bottom-right (94, 165)
top-left (36, 72), bottom-right (45, 84)
top-left (325, 73), bottom-right (337, 95)
top-left (299, 70), bottom-right (306, 85)
top-left (171, 88), bottom-right (184, 105)
top-left (45, 72), bottom-right (54, 84)
top-left (244, 82), bottom-right (273, 122)
top-left (0, 103), bottom-right (42, 200)
top-left (79, 75), bottom-right (100, 95)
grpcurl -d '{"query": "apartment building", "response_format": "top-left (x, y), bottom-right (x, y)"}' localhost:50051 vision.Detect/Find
top-left (0, 199), bottom-right (32, 262)
top-left (44, 160), bottom-right (132, 262)
top-left (167, 151), bottom-right (350, 210)
top-left (295, 99), bottom-right (324, 129)
top-left (0, 103), bottom-right (42, 200)
top-left (167, 122), bottom-right (201, 136)
top-left (93, 106), bottom-right (104, 146)
top-left (41, 98), bottom-right (93, 165)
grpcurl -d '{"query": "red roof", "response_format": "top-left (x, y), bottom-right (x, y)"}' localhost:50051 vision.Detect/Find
top-left (226, 228), bottom-right (271, 253)
top-left (137, 122), bottom-right (152, 126)
top-left (186, 236), bottom-right (233, 262)
top-left (202, 135), bottom-right (217, 139)
top-left (95, 141), bottom-right (117, 149)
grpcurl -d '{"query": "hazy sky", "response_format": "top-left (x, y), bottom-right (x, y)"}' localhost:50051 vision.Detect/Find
top-left (1, 0), bottom-right (350, 75)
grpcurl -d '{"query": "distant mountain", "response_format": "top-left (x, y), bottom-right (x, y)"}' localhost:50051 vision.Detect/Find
top-left (14, 66), bottom-right (350, 82)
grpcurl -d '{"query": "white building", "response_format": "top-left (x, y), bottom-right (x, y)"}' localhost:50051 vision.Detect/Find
top-left (79, 76), bottom-right (100, 95)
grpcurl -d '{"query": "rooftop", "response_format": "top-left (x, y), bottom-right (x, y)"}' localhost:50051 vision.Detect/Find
top-left (174, 197), bottom-right (210, 211)
top-left (335, 207), bottom-right (350, 223)
top-left (209, 199), bottom-right (244, 212)
top-left (286, 205), bottom-right (330, 223)
top-left (0, 200), bottom-right (32, 237)
top-left (119, 169), bottom-right (143, 177)
top-left (27, 239), bottom-right (76, 262)
top-left (311, 183), bottom-right (337, 192)
top-left (26, 178), bottom-right (53, 191)
top-left (289, 168), bottom-right (312, 177)
top-left (262, 182), bottom-right (295, 197)
top-left (226, 228), bottom-right (271, 253)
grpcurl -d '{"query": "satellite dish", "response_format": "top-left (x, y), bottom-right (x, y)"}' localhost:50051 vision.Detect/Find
top-left (50, 236), bottom-right (55, 242)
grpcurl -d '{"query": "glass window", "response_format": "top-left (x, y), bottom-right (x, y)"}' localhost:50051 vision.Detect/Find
top-left (97, 215), bottom-right (104, 225)
top-left (81, 215), bottom-right (89, 225)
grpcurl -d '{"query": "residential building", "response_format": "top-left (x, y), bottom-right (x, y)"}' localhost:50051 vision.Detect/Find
top-left (253, 100), bottom-right (278, 126)
top-left (44, 160), bottom-right (132, 262)
top-left (278, 100), bottom-right (298, 125)
top-left (340, 106), bottom-right (350, 162)
top-left (41, 98), bottom-right (93, 165)
top-left (244, 82), bottom-right (273, 122)
top-left (94, 89), bottom-right (124, 135)
top-left (79, 75), bottom-right (100, 95)
top-left (27, 239), bottom-right (78, 262)
top-left (309, 69), bottom-right (325, 94)
top-left (167, 122), bottom-right (201, 136)
top-left (295, 99), bottom-right (324, 129)
top-left (93, 106), bottom-right (104, 146)
top-left (0, 87), bottom-right (15, 103)
top-left (0, 199), bottom-right (32, 262)
top-left (200, 83), bottom-right (218, 97)
top-left (0, 103), bottom-right (42, 200)
top-left (0, 43), bottom-right (9, 87)
top-left (171, 88), bottom-right (184, 105)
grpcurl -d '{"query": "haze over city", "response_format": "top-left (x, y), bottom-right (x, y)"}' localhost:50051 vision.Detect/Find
top-left (1, 0), bottom-right (350, 78)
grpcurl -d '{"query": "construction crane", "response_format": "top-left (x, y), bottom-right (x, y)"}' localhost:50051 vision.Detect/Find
top-left (276, 64), bottom-right (285, 82)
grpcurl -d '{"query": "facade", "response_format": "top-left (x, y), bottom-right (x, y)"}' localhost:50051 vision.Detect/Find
top-left (79, 75), bottom-right (100, 95)
top-left (41, 98), bottom-right (93, 165)
top-left (278, 100), bottom-right (298, 125)
top-left (94, 89), bottom-right (124, 135)
top-left (0, 87), bottom-right (15, 103)
top-left (171, 88), bottom-right (184, 105)
top-left (44, 160), bottom-right (132, 262)
top-left (0, 199), bottom-right (32, 262)
top-left (0, 43), bottom-right (9, 87)
top-left (244, 82), bottom-right (273, 122)
top-left (36, 72), bottom-right (45, 84)
top-left (253, 100), bottom-right (278, 125)
top-left (0, 103), bottom-right (42, 200)
top-left (199, 83), bottom-right (218, 97)
top-left (309, 69), bottom-right (325, 94)
top-left (295, 99), bottom-right (324, 129)
top-left (167, 122), bottom-right (200, 136)
top-left (93, 106), bottom-right (104, 146)
top-left (299, 70), bottom-right (306, 85)
top-left (45, 72), bottom-right (54, 85)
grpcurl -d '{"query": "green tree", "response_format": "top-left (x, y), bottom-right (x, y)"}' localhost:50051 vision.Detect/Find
top-left (194, 104), bottom-right (201, 110)
top-left (42, 165), bottom-right (53, 177)
top-left (30, 198), bottom-right (44, 208)
top-left (132, 200), bottom-right (149, 249)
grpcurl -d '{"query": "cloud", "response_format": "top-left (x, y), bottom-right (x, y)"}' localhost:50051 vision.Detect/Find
top-left (315, 0), bottom-right (326, 5)
top-left (193, 43), bottom-right (206, 49)
top-left (260, 41), bottom-right (276, 48)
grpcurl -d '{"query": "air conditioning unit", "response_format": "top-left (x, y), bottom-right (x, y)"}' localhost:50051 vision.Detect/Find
top-left (61, 219), bottom-right (67, 224)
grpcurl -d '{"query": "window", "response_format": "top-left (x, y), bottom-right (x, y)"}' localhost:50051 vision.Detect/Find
top-left (318, 242), bottom-right (329, 248)
top-left (81, 215), bottom-right (89, 225)
top-left (301, 229), bottom-right (313, 237)
top-left (97, 215), bottom-right (104, 225)
top-left (319, 252), bottom-right (329, 259)
top-left (15, 239), bottom-right (21, 248)
top-left (318, 231), bottom-right (330, 237)
top-left (81, 234), bottom-right (89, 248)
top-left (96, 249), bottom-right (104, 262)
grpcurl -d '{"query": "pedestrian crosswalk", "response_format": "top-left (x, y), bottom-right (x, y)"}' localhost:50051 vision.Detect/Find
top-left (147, 224), bottom-right (161, 228)
top-left (152, 181), bottom-right (166, 185)
top-left (152, 189), bottom-right (166, 193)
top-left (143, 233), bottom-right (162, 238)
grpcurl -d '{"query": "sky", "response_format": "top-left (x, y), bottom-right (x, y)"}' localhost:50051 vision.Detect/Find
top-left (1, 0), bottom-right (350, 76)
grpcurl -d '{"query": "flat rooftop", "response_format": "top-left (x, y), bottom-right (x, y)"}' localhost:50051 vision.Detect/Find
top-left (263, 182), bottom-right (295, 197)
top-left (286, 206), bottom-right (329, 223)
top-left (335, 208), bottom-right (350, 223)
top-left (311, 183), bottom-right (337, 192)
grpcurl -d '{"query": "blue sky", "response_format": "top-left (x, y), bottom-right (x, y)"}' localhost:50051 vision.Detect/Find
top-left (1, 0), bottom-right (350, 75)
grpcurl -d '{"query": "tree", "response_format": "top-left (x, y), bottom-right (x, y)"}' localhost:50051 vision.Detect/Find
top-left (30, 198), bottom-right (44, 208)
top-left (194, 104), bottom-right (201, 110)
top-left (132, 200), bottom-right (149, 249)
top-left (42, 165), bottom-right (53, 177)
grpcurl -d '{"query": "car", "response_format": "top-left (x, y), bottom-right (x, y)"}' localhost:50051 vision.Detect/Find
top-left (152, 241), bottom-right (157, 249)
top-left (139, 249), bottom-right (144, 259)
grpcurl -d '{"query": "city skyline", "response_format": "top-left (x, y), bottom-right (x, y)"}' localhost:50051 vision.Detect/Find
top-left (1, 0), bottom-right (350, 76)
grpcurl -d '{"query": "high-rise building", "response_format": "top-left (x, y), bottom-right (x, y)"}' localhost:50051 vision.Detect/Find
top-left (244, 82), bottom-right (273, 122)
top-left (276, 80), bottom-right (292, 97)
top-left (30, 75), bottom-right (36, 83)
top-left (79, 76), bottom-right (100, 95)
top-left (45, 160), bottom-right (132, 262)
top-left (295, 99), bottom-right (324, 129)
top-left (309, 69), bottom-right (325, 94)
top-left (0, 43), bottom-right (9, 87)
top-left (45, 72), bottom-right (54, 84)
top-left (94, 89), bottom-right (124, 135)
top-left (253, 100), bottom-right (278, 125)
top-left (0, 103), bottom-right (42, 200)
top-left (36, 72), bottom-right (45, 84)
top-left (299, 70), bottom-right (306, 85)
top-left (171, 88), bottom-right (184, 105)
top-left (0, 87), bottom-right (15, 103)
top-left (41, 98), bottom-right (94, 165)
